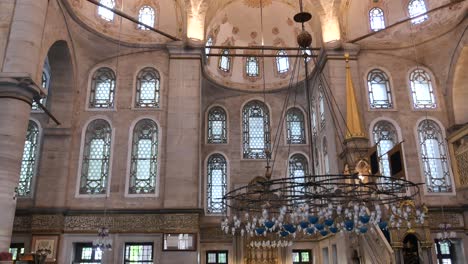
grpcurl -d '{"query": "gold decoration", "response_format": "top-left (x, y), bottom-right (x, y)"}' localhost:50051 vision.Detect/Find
top-left (243, 0), bottom-right (273, 8)
top-left (344, 53), bottom-right (367, 140)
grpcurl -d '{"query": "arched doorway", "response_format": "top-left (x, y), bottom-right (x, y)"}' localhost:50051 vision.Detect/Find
top-left (402, 234), bottom-right (421, 264)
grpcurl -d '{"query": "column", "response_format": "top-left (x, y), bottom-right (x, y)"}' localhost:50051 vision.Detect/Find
top-left (0, 76), bottom-right (38, 252)
top-left (164, 41), bottom-right (202, 208)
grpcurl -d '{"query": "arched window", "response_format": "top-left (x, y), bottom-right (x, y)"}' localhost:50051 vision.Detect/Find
top-left (207, 107), bottom-right (227, 144)
top-left (367, 69), bottom-right (393, 109)
top-left (219, 49), bottom-right (231, 72)
top-left (410, 69), bottom-right (436, 109)
top-left (286, 108), bottom-right (306, 144)
top-left (372, 121), bottom-right (398, 180)
top-left (369, 7), bottom-right (385, 31)
top-left (32, 70), bottom-right (50, 111)
top-left (98, 0), bottom-right (115, 21)
top-left (417, 119), bottom-right (452, 192)
top-left (242, 100), bottom-right (270, 159)
top-left (319, 91), bottom-right (325, 128)
top-left (135, 67), bottom-right (160, 108)
top-left (323, 138), bottom-right (330, 174)
top-left (289, 154), bottom-right (309, 198)
top-left (79, 119), bottom-right (112, 195)
top-left (129, 119), bottom-right (158, 195)
top-left (312, 110), bottom-right (317, 137)
top-left (206, 154), bottom-right (227, 214)
top-left (246, 56), bottom-right (259, 77)
top-left (408, 0), bottom-right (428, 24)
top-left (18, 121), bottom-right (40, 197)
top-left (138, 6), bottom-right (155, 30)
top-left (276, 50), bottom-right (289, 74)
top-left (89, 67), bottom-right (116, 109)
top-left (205, 36), bottom-right (213, 59)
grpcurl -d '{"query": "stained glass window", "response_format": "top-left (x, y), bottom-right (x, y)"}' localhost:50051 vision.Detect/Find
top-left (408, 0), bottom-right (428, 24)
top-left (74, 243), bottom-right (102, 264)
top-left (129, 119), bottom-right (158, 195)
top-left (410, 69), bottom-right (436, 109)
top-left (135, 67), bottom-right (160, 108)
top-left (245, 56), bottom-right (259, 77)
top-left (207, 107), bottom-right (227, 144)
top-left (219, 49), bottom-right (231, 72)
top-left (98, 0), bottom-right (115, 21)
top-left (319, 91), bottom-right (325, 128)
top-left (276, 50), bottom-right (289, 74)
top-left (289, 154), bottom-right (308, 198)
top-left (206, 154), bottom-right (227, 214)
top-left (368, 69), bottom-right (393, 109)
top-left (242, 100), bottom-right (270, 159)
top-left (79, 119), bottom-right (112, 195)
top-left (138, 6), bottom-right (155, 30)
top-left (323, 138), bottom-right (330, 174)
top-left (18, 121), bottom-right (40, 197)
top-left (205, 37), bottom-right (213, 59)
top-left (369, 7), bottom-right (385, 31)
top-left (312, 111), bottom-right (317, 137)
top-left (124, 243), bottom-right (153, 263)
top-left (417, 120), bottom-right (451, 192)
top-left (372, 121), bottom-right (398, 185)
top-left (207, 251), bottom-right (228, 264)
top-left (286, 108), bottom-right (306, 144)
top-left (89, 67), bottom-right (116, 109)
top-left (32, 71), bottom-right (49, 111)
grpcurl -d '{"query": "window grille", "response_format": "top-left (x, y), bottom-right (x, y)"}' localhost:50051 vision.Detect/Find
top-left (242, 101), bottom-right (270, 159)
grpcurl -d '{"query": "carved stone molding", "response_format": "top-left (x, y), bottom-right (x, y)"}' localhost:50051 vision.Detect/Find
top-left (200, 227), bottom-right (232, 243)
top-left (428, 212), bottom-right (464, 229)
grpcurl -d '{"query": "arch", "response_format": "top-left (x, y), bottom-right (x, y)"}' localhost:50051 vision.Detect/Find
top-left (366, 68), bottom-right (393, 109)
top-left (88, 66), bottom-right (116, 109)
top-left (135, 67), bottom-right (161, 108)
top-left (76, 116), bottom-right (114, 197)
top-left (407, 0), bottom-right (428, 25)
top-left (98, 0), bottom-right (116, 21)
top-left (369, 117), bottom-right (403, 145)
top-left (451, 46), bottom-right (468, 124)
top-left (407, 66), bottom-right (437, 109)
top-left (322, 137), bottom-right (330, 174)
top-left (138, 5), bottom-right (156, 30)
top-left (17, 119), bottom-right (42, 198)
top-left (369, 7), bottom-right (385, 31)
top-left (288, 153), bottom-right (309, 199)
top-left (205, 153), bottom-right (228, 214)
top-left (206, 105), bottom-right (228, 144)
top-left (241, 100), bottom-right (271, 159)
top-left (371, 120), bottom-right (399, 181)
top-left (285, 107), bottom-right (306, 144)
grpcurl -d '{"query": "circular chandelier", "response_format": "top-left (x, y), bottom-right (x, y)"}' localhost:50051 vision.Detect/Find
top-left (221, 173), bottom-right (425, 240)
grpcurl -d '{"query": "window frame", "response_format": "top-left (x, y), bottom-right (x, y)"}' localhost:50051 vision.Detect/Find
top-left (97, 0), bottom-right (116, 22)
top-left (207, 106), bottom-right (228, 144)
top-left (292, 249), bottom-right (312, 264)
top-left (369, 7), bottom-right (386, 32)
top-left (275, 50), bottom-right (290, 75)
top-left (367, 69), bottom-right (393, 109)
top-left (409, 68), bottom-right (437, 110)
top-left (17, 119), bottom-right (41, 198)
top-left (32, 69), bottom-right (50, 112)
top-left (241, 100), bottom-right (271, 160)
top-left (137, 5), bottom-right (156, 30)
top-left (124, 242), bottom-right (154, 264)
top-left (87, 67), bottom-right (116, 110)
top-left (245, 56), bottom-right (260, 78)
top-left (9, 243), bottom-right (25, 261)
top-left (73, 242), bottom-right (102, 264)
top-left (76, 117), bottom-right (114, 198)
top-left (288, 153), bottom-right (309, 200)
top-left (206, 153), bottom-right (228, 215)
top-left (407, 0), bottom-right (429, 25)
top-left (206, 250), bottom-right (229, 264)
top-left (371, 120), bottom-right (400, 189)
top-left (219, 49), bottom-right (231, 73)
top-left (285, 107), bottom-right (306, 144)
top-left (126, 118), bottom-right (159, 197)
top-left (134, 67), bottom-right (161, 109)
top-left (434, 240), bottom-right (455, 264)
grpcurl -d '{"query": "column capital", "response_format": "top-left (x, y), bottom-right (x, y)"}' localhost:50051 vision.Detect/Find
top-left (0, 73), bottom-right (42, 104)
top-left (167, 40), bottom-right (204, 59)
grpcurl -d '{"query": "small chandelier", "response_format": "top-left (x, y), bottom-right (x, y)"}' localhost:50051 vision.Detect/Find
top-left (436, 222), bottom-right (456, 242)
top-left (93, 226), bottom-right (112, 251)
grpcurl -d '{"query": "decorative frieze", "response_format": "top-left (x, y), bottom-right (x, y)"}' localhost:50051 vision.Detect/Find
top-left (14, 213), bottom-right (199, 234)
top-left (428, 212), bottom-right (464, 229)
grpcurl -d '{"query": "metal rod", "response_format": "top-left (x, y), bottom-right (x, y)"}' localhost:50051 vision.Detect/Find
top-left (85, 0), bottom-right (180, 41)
top-left (349, 0), bottom-right (465, 43)
top-left (303, 57), bottom-right (316, 175)
top-left (207, 45), bottom-right (321, 51)
top-left (207, 53), bottom-right (317, 58)
top-left (35, 99), bottom-right (61, 125)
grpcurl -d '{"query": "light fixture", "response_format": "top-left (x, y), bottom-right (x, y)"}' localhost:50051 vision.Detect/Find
top-left (93, 226), bottom-right (112, 252)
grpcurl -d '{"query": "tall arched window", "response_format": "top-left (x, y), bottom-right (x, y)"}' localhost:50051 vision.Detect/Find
top-left (207, 107), bottom-right (227, 144)
top-left (206, 154), bottom-right (227, 214)
top-left (98, 0), bottom-right (115, 21)
top-left (276, 50), bottom-right (289, 74)
top-left (219, 49), bottom-right (231, 72)
top-left (205, 36), bottom-right (213, 59)
top-left (312, 110), bottom-right (317, 137)
top-left (138, 6), bottom-right (155, 29)
top-left (135, 67), bottom-right (160, 108)
top-left (289, 154), bottom-right (309, 198)
top-left (129, 119), bottom-right (158, 195)
top-left (372, 121), bottom-right (398, 180)
top-left (323, 138), bottom-right (330, 174)
top-left (286, 108), bottom-right (306, 144)
top-left (408, 0), bottom-right (428, 24)
top-left (410, 69), bottom-right (436, 109)
top-left (89, 67), bottom-right (116, 109)
top-left (319, 91), bottom-right (325, 128)
top-left (32, 70), bottom-right (50, 111)
top-left (367, 69), bottom-right (393, 109)
top-left (242, 100), bottom-right (270, 159)
top-left (79, 119), bottom-right (112, 195)
top-left (417, 119), bottom-right (452, 192)
top-left (246, 56), bottom-right (259, 77)
top-left (18, 121), bottom-right (40, 197)
top-left (369, 7), bottom-right (385, 31)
